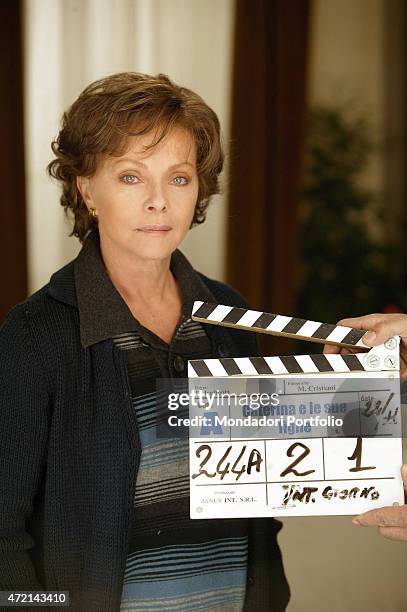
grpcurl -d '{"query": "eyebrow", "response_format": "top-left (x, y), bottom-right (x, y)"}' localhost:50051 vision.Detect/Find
top-left (112, 158), bottom-right (195, 170)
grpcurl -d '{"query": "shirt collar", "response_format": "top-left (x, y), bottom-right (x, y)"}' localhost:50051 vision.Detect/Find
top-left (74, 230), bottom-right (216, 347)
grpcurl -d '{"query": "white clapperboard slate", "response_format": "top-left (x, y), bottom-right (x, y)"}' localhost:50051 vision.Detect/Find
top-left (187, 301), bottom-right (404, 518)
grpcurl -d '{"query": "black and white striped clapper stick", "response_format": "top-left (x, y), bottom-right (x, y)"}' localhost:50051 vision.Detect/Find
top-left (188, 352), bottom-right (379, 377)
top-left (189, 302), bottom-right (399, 377)
top-left (192, 301), bottom-right (368, 349)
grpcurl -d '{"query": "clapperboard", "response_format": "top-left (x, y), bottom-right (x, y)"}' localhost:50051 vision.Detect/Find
top-left (187, 301), bottom-right (404, 518)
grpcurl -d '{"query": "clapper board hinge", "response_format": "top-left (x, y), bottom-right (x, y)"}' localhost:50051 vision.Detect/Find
top-left (189, 301), bottom-right (400, 377)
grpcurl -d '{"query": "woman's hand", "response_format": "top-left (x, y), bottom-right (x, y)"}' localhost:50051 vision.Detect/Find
top-left (323, 313), bottom-right (407, 380)
top-left (352, 465), bottom-right (407, 541)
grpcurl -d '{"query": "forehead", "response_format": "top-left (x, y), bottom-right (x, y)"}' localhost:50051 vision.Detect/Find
top-left (104, 125), bottom-right (197, 169)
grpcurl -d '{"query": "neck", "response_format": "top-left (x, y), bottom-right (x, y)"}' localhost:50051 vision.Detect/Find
top-left (99, 235), bottom-right (177, 305)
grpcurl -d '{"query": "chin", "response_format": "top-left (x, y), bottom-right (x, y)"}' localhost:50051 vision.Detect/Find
top-left (131, 240), bottom-right (179, 261)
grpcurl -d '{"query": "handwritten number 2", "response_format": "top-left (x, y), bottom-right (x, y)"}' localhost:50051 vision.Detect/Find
top-left (191, 444), bottom-right (216, 479)
top-left (280, 442), bottom-right (315, 477)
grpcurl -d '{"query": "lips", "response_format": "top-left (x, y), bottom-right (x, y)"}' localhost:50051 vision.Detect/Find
top-left (137, 225), bottom-right (172, 232)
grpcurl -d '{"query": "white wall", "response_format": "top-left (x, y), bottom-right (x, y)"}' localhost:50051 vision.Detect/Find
top-left (23, 0), bottom-right (235, 293)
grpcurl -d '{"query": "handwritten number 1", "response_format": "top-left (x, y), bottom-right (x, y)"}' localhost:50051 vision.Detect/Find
top-left (348, 437), bottom-right (376, 472)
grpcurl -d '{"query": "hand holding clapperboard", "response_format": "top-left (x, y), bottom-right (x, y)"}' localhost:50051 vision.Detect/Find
top-left (187, 302), bottom-right (405, 519)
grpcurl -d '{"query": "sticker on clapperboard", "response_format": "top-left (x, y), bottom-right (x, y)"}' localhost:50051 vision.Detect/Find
top-left (186, 302), bottom-right (404, 518)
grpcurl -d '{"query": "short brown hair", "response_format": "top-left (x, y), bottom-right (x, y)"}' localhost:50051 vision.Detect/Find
top-left (47, 72), bottom-right (224, 243)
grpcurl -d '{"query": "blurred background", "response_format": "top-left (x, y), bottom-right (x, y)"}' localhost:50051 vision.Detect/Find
top-left (1, 0), bottom-right (407, 610)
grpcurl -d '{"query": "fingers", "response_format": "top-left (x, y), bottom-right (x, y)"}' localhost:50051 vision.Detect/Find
top-left (323, 313), bottom-right (407, 354)
top-left (352, 504), bottom-right (407, 528)
top-left (336, 314), bottom-right (385, 332)
top-left (352, 466), bottom-right (407, 528)
top-left (323, 346), bottom-right (360, 355)
top-left (339, 314), bottom-right (407, 347)
top-left (323, 342), bottom-right (340, 354)
top-left (323, 344), bottom-right (340, 354)
top-left (337, 317), bottom-right (387, 348)
top-left (322, 315), bottom-right (381, 354)
top-left (378, 526), bottom-right (407, 541)
top-left (350, 466), bottom-right (407, 541)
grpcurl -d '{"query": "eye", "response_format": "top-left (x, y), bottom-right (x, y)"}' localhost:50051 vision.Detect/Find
top-left (172, 176), bottom-right (189, 186)
top-left (121, 174), bottom-right (139, 184)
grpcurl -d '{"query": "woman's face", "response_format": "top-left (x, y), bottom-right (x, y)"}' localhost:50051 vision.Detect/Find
top-left (76, 125), bottom-right (199, 261)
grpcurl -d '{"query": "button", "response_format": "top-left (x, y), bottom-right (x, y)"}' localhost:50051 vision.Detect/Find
top-left (217, 343), bottom-right (229, 357)
top-left (385, 356), bottom-right (396, 369)
top-left (173, 355), bottom-right (185, 372)
top-left (385, 337), bottom-right (397, 350)
top-left (364, 353), bottom-right (381, 369)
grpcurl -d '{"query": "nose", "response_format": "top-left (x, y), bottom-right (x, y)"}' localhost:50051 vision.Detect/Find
top-left (146, 201), bottom-right (167, 212)
top-left (144, 184), bottom-right (168, 213)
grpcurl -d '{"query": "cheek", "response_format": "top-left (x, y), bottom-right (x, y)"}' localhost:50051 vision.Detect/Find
top-left (184, 182), bottom-right (200, 214)
top-left (94, 184), bottom-right (134, 219)
top-left (171, 185), bottom-right (197, 214)
top-left (179, 193), bottom-right (198, 225)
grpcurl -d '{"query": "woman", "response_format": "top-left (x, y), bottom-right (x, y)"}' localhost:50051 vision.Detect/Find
top-left (0, 73), bottom-right (290, 611)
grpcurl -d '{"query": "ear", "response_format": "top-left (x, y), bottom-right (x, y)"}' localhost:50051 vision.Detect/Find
top-left (76, 176), bottom-right (93, 208)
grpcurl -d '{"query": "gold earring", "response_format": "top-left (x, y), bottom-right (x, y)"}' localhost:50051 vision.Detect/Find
top-left (89, 207), bottom-right (98, 218)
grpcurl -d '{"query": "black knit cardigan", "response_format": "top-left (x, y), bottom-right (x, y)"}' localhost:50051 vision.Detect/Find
top-left (0, 258), bottom-right (290, 612)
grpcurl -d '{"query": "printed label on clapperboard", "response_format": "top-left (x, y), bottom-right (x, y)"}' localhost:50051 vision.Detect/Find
top-left (187, 375), bottom-right (404, 518)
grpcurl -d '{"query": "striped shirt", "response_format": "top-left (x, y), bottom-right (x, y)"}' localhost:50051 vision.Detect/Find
top-left (116, 313), bottom-right (249, 611)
